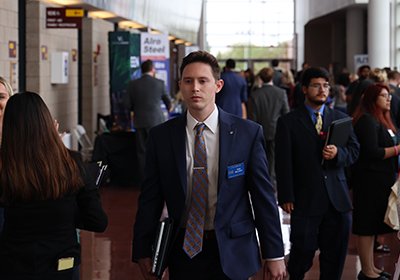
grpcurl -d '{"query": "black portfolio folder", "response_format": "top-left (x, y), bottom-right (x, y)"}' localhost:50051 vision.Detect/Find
top-left (325, 117), bottom-right (353, 147)
top-left (322, 117), bottom-right (353, 164)
top-left (152, 217), bottom-right (174, 278)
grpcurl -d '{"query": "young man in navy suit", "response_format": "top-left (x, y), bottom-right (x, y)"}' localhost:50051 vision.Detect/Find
top-left (132, 51), bottom-right (286, 280)
top-left (275, 67), bottom-right (359, 279)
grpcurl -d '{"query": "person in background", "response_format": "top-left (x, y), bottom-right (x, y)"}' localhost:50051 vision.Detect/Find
top-left (0, 77), bottom-right (13, 233)
top-left (331, 84), bottom-right (348, 113)
top-left (280, 69), bottom-right (296, 109)
top-left (216, 58), bottom-right (248, 119)
top-left (0, 77), bottom-right (13, 141)
top-left (351, 83), bottom-right (397, 280)
top-left (346, 65), bottom-right (371, 115)
top-left (123, 59), bottom-right (172, 184)
top-left (243, 68), bottom-right (255, 100)
top-left (132, 51), bottom-right (286, 280)
top-left (275, 67), bottom-right (359, 279)
top-left (295, 61), bottom-right (310, 83)
top-left (387, 70), bottom-right (400, 99)
top-left (0, 92), bottom-right (108, 280)
top-left (248, 67), bottom-right (290, 188)
top-left (271, 59), bottom-right (283, 87)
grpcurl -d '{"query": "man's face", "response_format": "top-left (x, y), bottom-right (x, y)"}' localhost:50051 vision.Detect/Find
top-left (303, 77), bottom-right (330, 107)
top-left (179, 62), bottom-right (223, 116)
top-left (359, 67), bottom-right (370, 79)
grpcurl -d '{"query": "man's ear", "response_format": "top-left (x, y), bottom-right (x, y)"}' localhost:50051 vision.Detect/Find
top-left (216, 79), bottom-right (224, 93)
top-left (302, 85), bottom-right (307, 95)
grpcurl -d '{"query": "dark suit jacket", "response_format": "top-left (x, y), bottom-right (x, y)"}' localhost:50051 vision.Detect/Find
top-left (132, 108), bottom-right (284, 280)
top-left (0, 152), bottom-right (108, 279)
top-left (248, 84), bottom-right (290, 141)
top-left (124, 74), bottom-right (171, 128)
top-left (275, 105), bottom-right (359, 215)
top-left (216, 70), bottom-right (248, 117)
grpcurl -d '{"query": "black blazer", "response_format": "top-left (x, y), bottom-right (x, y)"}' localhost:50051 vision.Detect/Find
top-left (275, 105), bottom-right (360, 215)
top-left (0, 152), bottom-right (108, 279)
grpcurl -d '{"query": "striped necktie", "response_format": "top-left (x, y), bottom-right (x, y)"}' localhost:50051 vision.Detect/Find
top-left (183, 123), bottom-right (208, 258)
top-left (315, 112), bottom-right (323, 134)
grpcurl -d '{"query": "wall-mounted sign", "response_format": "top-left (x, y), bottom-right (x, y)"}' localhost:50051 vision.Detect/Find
top-left (71, 49), bottom-right (77, 62)
top-left (8, 41), bottom-right (16, 58)
top-left (46, 8), bottom-right (84, 29)
top-left (354, 54), bottom-right (369, 73)
top-left (51, 52), bottom-right (69, 84)
top-left (41, 45), bottom-right (48, 60)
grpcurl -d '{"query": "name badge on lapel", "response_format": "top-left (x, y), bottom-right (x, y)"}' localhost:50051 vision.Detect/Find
top-left (227, 162), bottom-right (245, 179)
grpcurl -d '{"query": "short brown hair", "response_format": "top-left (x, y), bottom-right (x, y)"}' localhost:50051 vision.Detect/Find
top-left (180, 51), bottom-right (221, 81)
top-left (258, 67), bottom-right (274, 83)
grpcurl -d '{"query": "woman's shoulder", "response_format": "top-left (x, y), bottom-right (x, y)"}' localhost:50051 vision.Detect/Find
top-left (355, 113), bottom-right (380, 131)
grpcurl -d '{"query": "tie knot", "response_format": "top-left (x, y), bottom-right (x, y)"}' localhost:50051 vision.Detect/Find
top-left (195, 123), bottom-right (206, 135)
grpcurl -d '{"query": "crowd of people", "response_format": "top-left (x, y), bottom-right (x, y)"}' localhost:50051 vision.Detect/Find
top-left (0, 50), bottom-right (399, 280)
top-left (132, 53), bottom-right (400, 280)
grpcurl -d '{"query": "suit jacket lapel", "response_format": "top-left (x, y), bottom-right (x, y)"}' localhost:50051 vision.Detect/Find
top-left (218, 109), bottom-right (236, 189)
top-left (322, 106), bottom-right (334, 131)
top-left (171, 114), bottom-right (188, 195)
top-left (298, 105), bottom-right (318, 137)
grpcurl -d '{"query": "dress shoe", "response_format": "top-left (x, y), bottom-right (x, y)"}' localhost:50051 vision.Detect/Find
top-left (374, 243), bottom-right (391, 253)
top-left (357, 271), bottom-right (388, 280)
top-left (379, 271), bottom-right (391, 278)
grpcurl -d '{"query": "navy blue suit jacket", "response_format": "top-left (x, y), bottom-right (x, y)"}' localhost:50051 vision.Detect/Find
top-left (275, 105), bottom-right (360, 215)
top-left (132, 108), bottom-right (284, 279)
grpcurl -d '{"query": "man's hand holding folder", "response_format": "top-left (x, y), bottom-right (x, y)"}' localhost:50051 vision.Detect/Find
top-left (137, 217), bottom-right (173, 280)
top-left (321, 117), bottom-right (352, 165)
top-left (138, 258), bottom-right (158, 280)
top-left (322, 145), bottom-right (338, 161)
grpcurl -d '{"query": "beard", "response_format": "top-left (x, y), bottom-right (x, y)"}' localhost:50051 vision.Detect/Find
top-left (308, 98), bottom-right (326, 106)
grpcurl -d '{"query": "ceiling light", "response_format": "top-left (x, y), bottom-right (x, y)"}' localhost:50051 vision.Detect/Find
top-left (118, 21), bottom-right (145, 29)
top-left (88, 11), bottom-right (117, 19)
top-left (43, 0), bottom-right (82, 5)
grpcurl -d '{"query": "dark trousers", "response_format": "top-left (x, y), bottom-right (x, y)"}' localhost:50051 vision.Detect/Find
top-left (168, 230), bottom-right (230, 280)
top-left (288, 205), bottom-right (351, 280)
top-left (135, 128), bottom-right (150, 184)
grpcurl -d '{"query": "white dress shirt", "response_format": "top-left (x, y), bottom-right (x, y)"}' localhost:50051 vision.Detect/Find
top-left (185, 105), bottom-right (219, 230)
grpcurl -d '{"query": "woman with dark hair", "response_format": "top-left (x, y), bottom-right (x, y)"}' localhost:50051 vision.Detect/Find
top-left (0, 92), bottom-right (108, 280)
top-left (351, 83), bottom-right (398, 280)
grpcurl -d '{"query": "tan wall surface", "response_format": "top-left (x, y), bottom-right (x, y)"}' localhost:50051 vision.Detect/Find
top-left (0, 0), bottom-right (18, 92)
top-left (26, 0), bottom-right (79, 135)
top-left (82, 17), bottom-right (113, 140)
top-left (26, 1), bottom-right (113, 146)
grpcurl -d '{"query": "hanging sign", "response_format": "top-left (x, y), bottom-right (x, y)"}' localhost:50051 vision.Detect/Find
top-left (46, 8), bottom-right (84, 29)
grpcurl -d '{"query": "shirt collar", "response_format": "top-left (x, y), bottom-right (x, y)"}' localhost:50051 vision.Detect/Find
top-left (305, 103), bottom-right (325, 116)
top-left (186, 104), bottom-right (219, 134)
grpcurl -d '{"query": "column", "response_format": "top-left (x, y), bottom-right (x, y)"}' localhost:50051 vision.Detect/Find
top-left (368, 0), bottom-right (390, 68)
